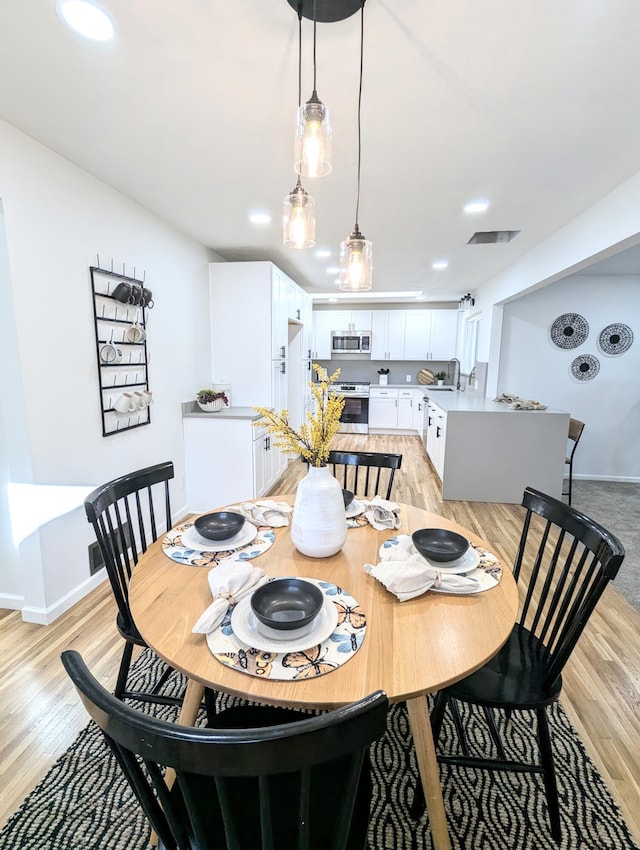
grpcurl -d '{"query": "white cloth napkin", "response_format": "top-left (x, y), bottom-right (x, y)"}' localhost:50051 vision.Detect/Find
top-left (362, 495), bottom-right (401, 530)
top-left (192, 560), bottom-right (268, 634)
top-left (364, 534), bottom-right (479, 600)
top-left (226, 500), bottom-right (292, 527)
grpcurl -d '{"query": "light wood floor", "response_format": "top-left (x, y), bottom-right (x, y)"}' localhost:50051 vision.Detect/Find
top-left (1, 434), bottom-right (639, 841)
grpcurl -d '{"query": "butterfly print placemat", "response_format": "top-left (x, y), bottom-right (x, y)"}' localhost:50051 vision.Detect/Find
top-left (206, 580), bottom-right (366, 681)
top-left (162, 521), bottom-right (275, 567)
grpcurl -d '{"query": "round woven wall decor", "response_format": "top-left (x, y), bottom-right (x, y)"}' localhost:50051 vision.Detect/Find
top-left (570, 354), bottom-right (600, 382)
top-left (549, 313), bottom-right (589, 349)
top-left (597, 323), bottom-right (633, 357)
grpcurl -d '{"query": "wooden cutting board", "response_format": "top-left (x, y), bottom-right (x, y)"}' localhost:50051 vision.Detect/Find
top-left (418, 369), bottom-right (435, 385)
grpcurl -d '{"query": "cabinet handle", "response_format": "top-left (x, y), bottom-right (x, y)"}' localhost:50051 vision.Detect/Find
top-left (428, 416), bottom-right (432, 426)
top-left (280, 345), bottom-right (286, 358)
top-left (296, 309), bottom-right (301, 320)
top-left (307, 348), bottom-right (312, 359)
top-left (264, 436), bottom-right (270, 451)
top-left (280, 361), bottom-right (286, 374)
top-left (436, 426), bottom-right (441, 438)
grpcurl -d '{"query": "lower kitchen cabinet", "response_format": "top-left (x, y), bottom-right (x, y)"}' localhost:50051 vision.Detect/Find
top-left (183, 410), bottom-right (286, 512)
top-left (369, 387), bottom-right (420, 433)
top-left (369, 388), bottom-right (398, 430)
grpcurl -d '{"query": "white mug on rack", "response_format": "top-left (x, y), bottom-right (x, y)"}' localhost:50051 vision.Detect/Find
top-left (113, 392), bottom-right (138, 414)
top-left (132, 391), bottom-right (146, 409)
top-left (141, 389), bottom-right (153, 407)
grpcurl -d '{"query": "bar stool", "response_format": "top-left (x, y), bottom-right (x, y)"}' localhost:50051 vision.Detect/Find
top-left (562, 418), bottom-right (585, 505)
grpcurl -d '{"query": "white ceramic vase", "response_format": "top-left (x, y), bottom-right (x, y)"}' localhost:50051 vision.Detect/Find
top-left (291, 465), bottom-right (348, 558)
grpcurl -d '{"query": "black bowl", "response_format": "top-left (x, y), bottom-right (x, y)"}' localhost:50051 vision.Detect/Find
top-left (342, 489), bottom-right (355, 508)
top-left (251, 578), bottom-right (324, 631)
top-left (412, 528), bottom-right (470, 563)
top-left (194, 511), bottom-right (245, 542)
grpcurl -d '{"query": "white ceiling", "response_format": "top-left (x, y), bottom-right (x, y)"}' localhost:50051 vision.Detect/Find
top-left (2, 0), bottom-right (640, 301)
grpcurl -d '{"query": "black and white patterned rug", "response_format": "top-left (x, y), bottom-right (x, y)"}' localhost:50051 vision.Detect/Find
top-left (1, 650), bottom-right (637, 850)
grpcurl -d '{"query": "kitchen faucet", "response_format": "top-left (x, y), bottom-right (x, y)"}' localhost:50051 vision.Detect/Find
top-left (448, 358), bottom-right (461, 390)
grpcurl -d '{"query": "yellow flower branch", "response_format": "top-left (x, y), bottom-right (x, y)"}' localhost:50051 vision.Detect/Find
top-left (254, 365), bottom-right (345, 467)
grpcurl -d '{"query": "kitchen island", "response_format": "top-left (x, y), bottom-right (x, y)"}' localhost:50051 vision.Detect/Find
top-left (422, 391), bottom-right (570, 503)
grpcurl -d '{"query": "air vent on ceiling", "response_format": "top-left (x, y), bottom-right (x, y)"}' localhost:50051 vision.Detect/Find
top-left (467, 230), bottom-right (521, 244)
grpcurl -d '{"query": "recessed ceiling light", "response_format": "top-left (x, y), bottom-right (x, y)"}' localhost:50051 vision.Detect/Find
top-left (328, 297), bottom-right (338, 303)
top-left (432, 260), bottom-right (449, 270)
top-left (326, 266), bottom-right (340, 274)
top-left (315, 249), bottom-right (331, 258)
top-left (249, 212), bottom-right (271, 225)
top-left (464, 200), bottom-right (490, 214)
top-left (55, 0), bottom-right (114, 41)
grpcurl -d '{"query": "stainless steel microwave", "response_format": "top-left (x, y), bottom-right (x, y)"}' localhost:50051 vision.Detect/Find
top-left (331, 331), bottom-right (372, 355)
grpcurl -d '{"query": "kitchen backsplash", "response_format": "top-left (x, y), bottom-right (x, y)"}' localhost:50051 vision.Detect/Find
top-left (315, 360), bottom-right (453, 384)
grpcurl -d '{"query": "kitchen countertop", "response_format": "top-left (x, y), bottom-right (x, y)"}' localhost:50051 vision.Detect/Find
top-left (422, 392), bottom-right (567, 415)
top-left (181, 401), bottom-right (262, 420)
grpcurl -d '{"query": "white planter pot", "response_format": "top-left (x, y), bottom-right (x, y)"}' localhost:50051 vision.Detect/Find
top-left (291, 465), bottom-right (348, 558)
top-left (197, 398), bottom-right (224, 412)
top-left (378, 375), bottom-right (388, 385)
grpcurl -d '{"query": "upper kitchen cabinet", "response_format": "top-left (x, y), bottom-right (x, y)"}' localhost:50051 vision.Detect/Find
top-left (404, 310), bottom-right (458, 360)
top-left (371, 310), bottom-right (406, 360)
top-left (209, 261), bottom-right (308, 408)
top-left (328, 310), bottom-right (373, 332)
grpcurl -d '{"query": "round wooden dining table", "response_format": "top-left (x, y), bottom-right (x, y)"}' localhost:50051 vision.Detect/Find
top-left (129, 499), bottom-right (518, 850)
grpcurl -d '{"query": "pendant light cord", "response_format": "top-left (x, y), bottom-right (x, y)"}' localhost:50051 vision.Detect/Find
top-left (354, 0), bottom-right (365, 231)
top-left (312, 0), bottom-right (318, 92)
top-left (297, 8), bottom-right (302, 108)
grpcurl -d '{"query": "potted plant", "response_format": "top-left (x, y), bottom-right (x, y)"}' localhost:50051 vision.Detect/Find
top-left (435, 371), bottom-right (447, 387)
top-left (196, 388), bottom-right (229, 412)
top-left (377, 367), bottom-right (390, 385)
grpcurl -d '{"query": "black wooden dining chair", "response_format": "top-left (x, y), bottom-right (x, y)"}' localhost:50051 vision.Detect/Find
top-left (84, 461), bottom-right (183, 706)
top-left (62, 649), bottom-right (389, 850)
top-left (327, 450), bottom-right (402, 500)
top-left (411, 486), bottom-right (624, 841)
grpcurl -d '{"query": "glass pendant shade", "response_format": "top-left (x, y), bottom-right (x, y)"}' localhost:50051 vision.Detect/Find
top-left (283, 180), bottom-right (316, 249)
top-left (295, 92), bottom-right (332, 178)
top-left (338, 228), bottom-right (373, 291)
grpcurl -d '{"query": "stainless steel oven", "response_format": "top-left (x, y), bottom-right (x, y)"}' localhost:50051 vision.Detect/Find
top-left (329, 381), bottom-right (370, 434)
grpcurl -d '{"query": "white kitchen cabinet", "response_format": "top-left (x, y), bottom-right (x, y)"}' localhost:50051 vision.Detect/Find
top-left (327, 310), bottom-right (373, 332)
top-left (301, 293), bottom-right (313, 360)
top-left (426, 400), bottom-right (447, 479)
top-left (397, 389), bottom-right (415, 429)
top-left (413, 390), bottom-right (426, 433)
top-left (369, 387), bottom-right (399, 429)
top-left (311, 311), bottom-right (335, 359)
top-left (371, 311), bottom-right (405, 360)
top-left (404, 310), bottom-right (458, 360)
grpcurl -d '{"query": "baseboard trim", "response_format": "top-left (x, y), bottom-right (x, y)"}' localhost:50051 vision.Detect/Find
top-left (574, 474), bottom-right (640, 484)
top-left (0, 592), bottom-right (25, 611)
top-left (21, 570), bottom-right (109, 625)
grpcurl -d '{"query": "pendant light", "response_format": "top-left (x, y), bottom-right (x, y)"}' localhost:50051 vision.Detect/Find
top-left (339, 1), bottom-right (372, 292)
top-left (294, 0), bottom-right (332, 178)
top-left (283, 10), bottom-right (316, 248)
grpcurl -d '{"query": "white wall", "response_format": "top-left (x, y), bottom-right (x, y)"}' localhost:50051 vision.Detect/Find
top-left (471, 169), bottom-right (640, 393)
top-left (498, 276), bottom-right (639, 481)
top-left (0, 119), bottom-right (218, 621)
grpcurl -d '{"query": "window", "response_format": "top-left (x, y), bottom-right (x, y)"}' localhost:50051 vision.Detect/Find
top-left (462, 315), bottom-right (480, 374)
